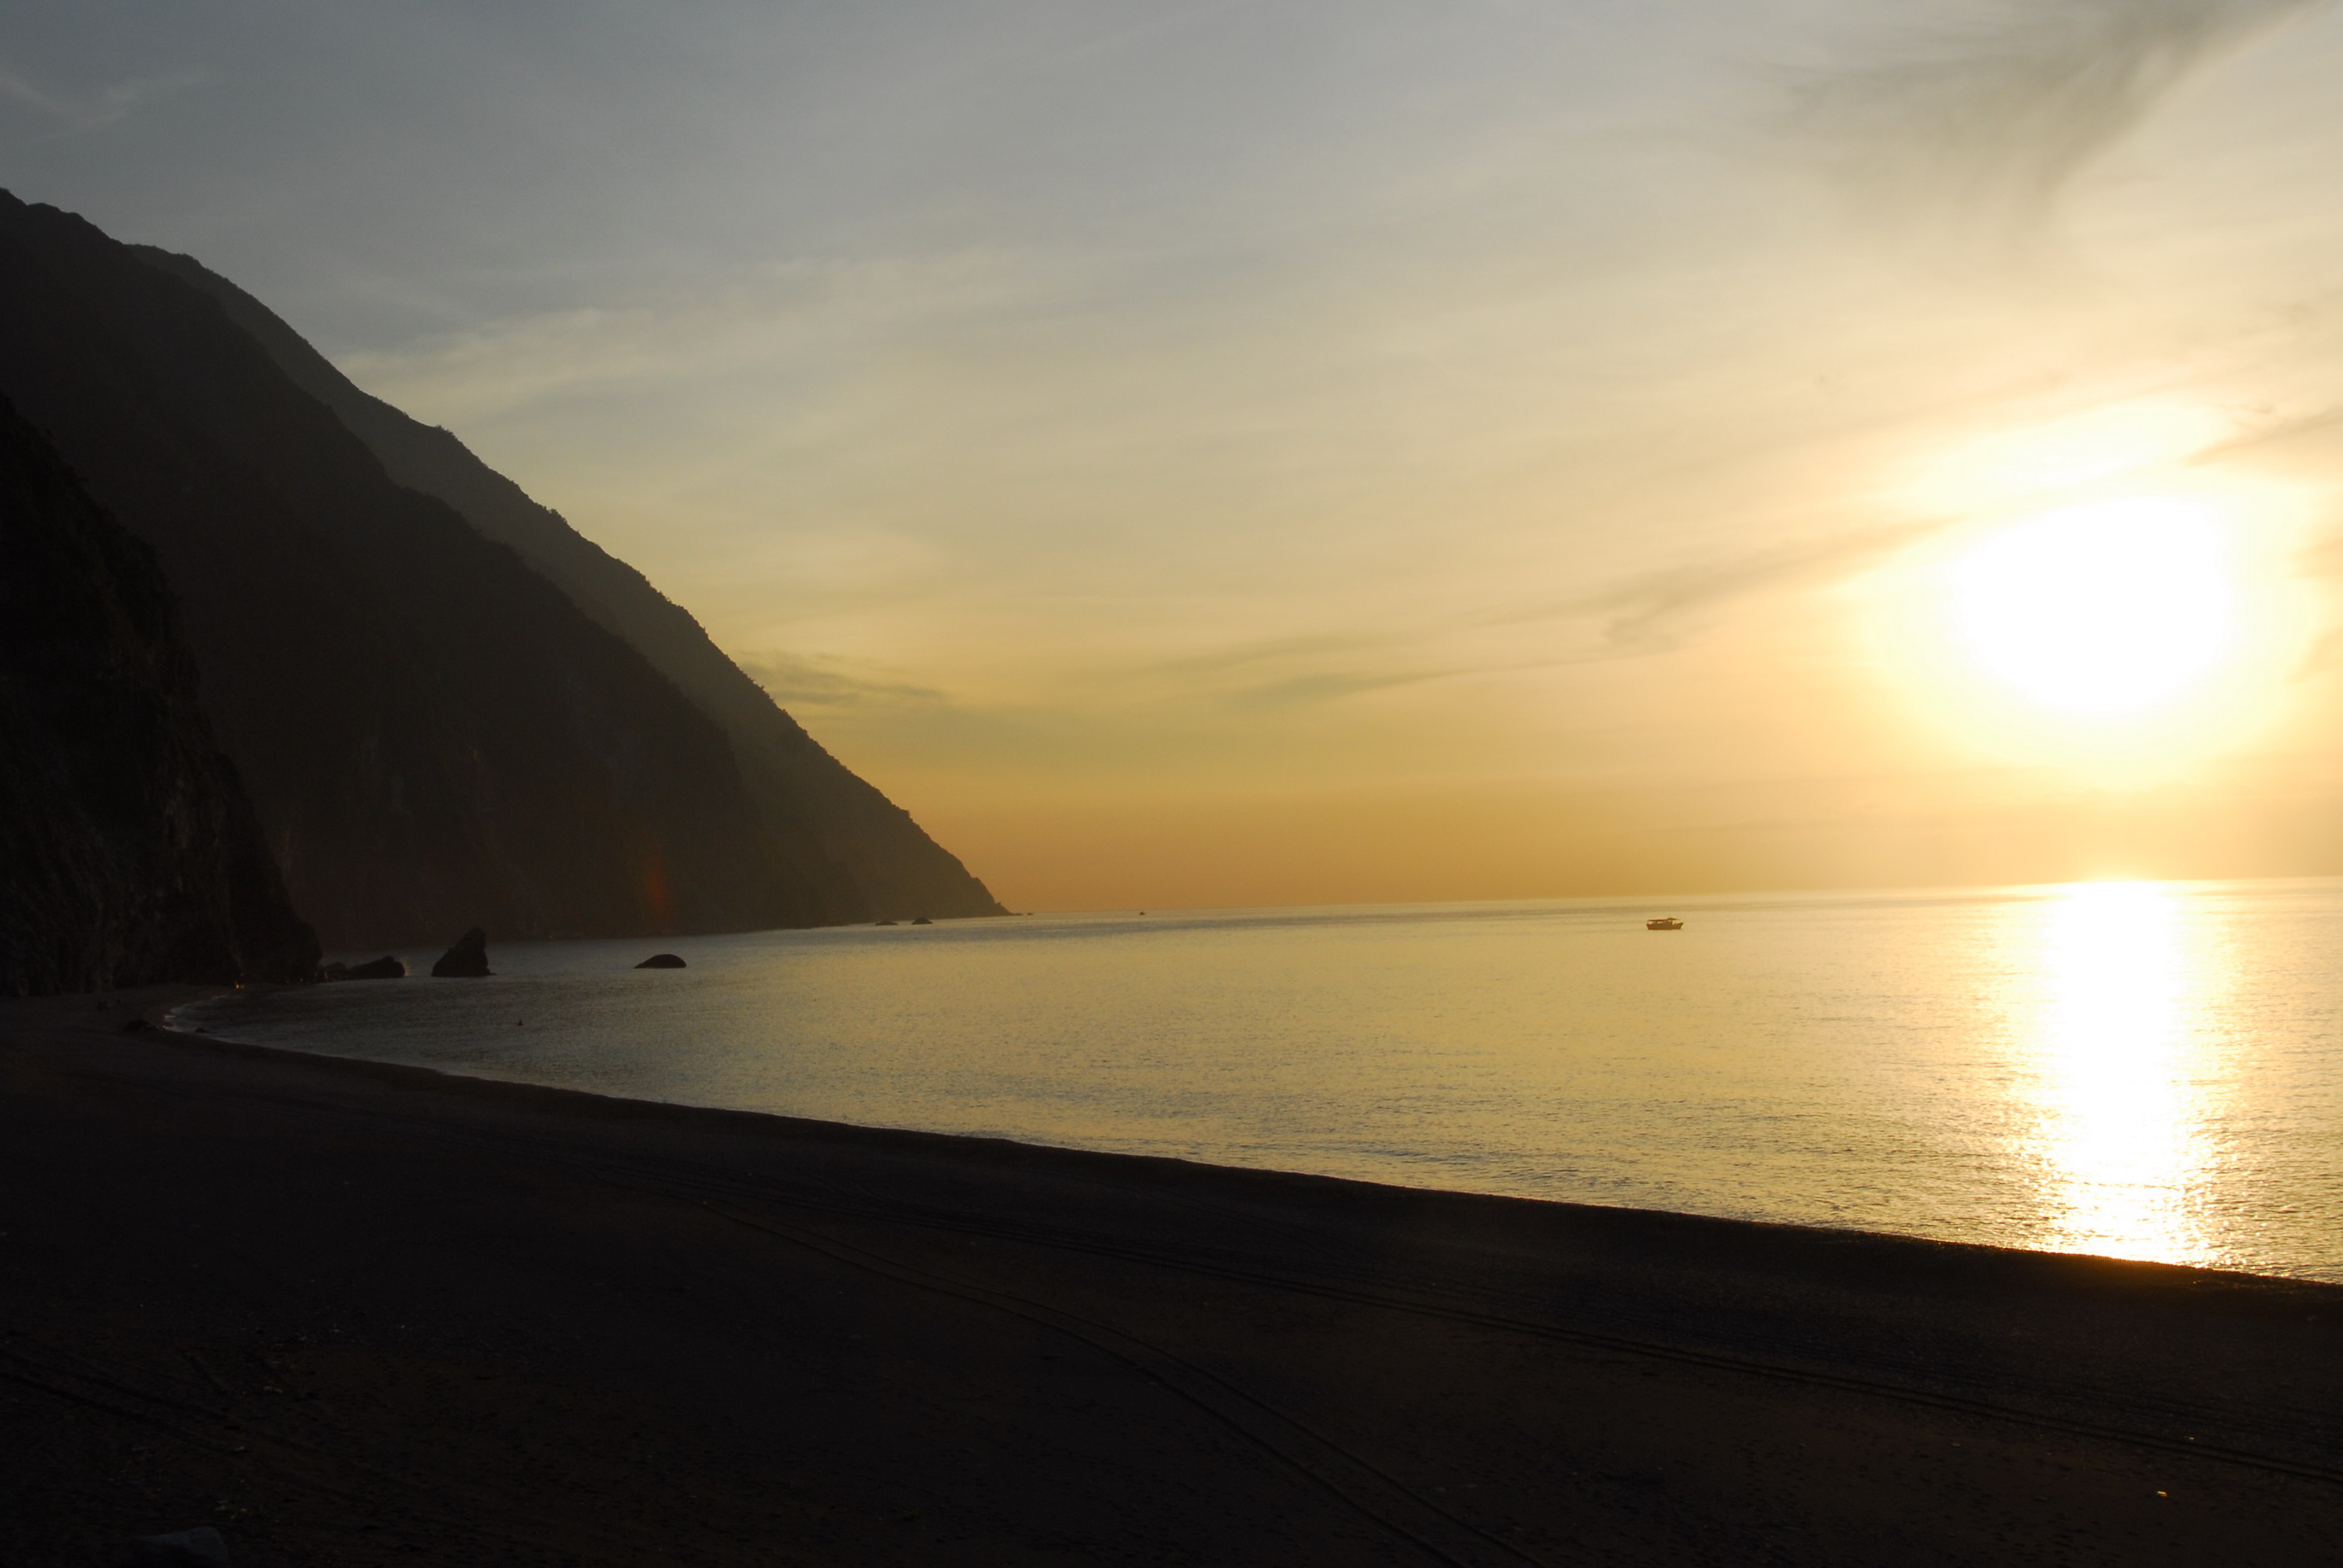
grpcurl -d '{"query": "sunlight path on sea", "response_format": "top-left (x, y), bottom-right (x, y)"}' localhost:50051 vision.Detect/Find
top-left (2017, 882), bottom-right (2218, 1267)
top-left (184, 878), bottom-right (2343, 1281)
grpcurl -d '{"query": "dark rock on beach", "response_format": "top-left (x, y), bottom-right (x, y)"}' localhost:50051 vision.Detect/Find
top-left (634, 953), bottom-right (686, 969)
top-left (430, 928), bottom-right (491, 978)
top-left (0, 396), bottom-right (318, 996)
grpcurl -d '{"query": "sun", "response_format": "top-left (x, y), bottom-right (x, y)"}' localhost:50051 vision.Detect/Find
top-left (1946, 495), bottom-right (2234, 718)
top-left (1873, 405), bottom-right (2315, 772)
top-left (1870, 474), bottom-right (2310, 772)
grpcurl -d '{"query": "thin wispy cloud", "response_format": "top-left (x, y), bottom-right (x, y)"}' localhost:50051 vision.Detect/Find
top-left (1221, 667), bottom-right (1455, 712)
top-left (336, 251), bottom-right (1080, 425)
top-left (0, 60), bottom-right (209, 136)
top-left (739, 654), bottom-right (947, 710)
top-left (1497, 522), bottom-right (1938, 653)
top-left (1785, 0), bottom-right (2326, 238)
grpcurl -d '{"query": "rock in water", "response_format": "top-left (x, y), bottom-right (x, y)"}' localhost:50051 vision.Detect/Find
top-left (430, 928), bottom-right (490, 978)
top-left (345, 954), bottom-right (406, 979)
top-left (635, 953), bottom-right (686, 969)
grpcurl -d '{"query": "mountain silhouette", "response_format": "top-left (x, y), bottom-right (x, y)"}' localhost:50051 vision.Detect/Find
top-left (0, 192), bottom-right (993, 946)
top-left (0, 394), bottom-right (319, 993)
top-left (138, 248), bottom-right (1004, 924)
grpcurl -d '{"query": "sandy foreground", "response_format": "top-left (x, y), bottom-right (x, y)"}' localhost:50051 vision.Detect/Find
top-left (3, 989), bottom-right (2340, 1566)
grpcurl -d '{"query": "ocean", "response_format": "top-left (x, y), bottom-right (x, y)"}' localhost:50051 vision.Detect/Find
top-left (180, 878), bottom-right (2343, 1281)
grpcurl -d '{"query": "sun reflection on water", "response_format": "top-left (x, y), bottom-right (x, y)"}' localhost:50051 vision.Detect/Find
top-left (2023, 882), bottom-right (2216, 1267)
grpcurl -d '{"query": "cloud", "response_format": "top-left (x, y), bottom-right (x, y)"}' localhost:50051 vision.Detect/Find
top-left (1503, 522), bottom-right (1938, 653)
top-left (1129, 521), bottom-right (1947, 715)
top-left (1131, 632), bottom-right (1459, 711)
top-left (333, 249), bottom-right (1088, 426)
top-left (0, 60), bottom-right (210, 136)
top-left (737, 654), bottom-right (946, 708)
top-left (1221, 667), bottom-right (1454, 711)
top-left (1785, 0), bottom-right (2326, 237)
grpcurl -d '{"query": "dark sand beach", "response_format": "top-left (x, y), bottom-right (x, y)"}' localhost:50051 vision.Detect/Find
top-left (5, 992), bottom-right (2341, 1566)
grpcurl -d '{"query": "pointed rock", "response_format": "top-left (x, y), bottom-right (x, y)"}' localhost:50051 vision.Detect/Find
top-left (430, 927), bottom-right (491, 978)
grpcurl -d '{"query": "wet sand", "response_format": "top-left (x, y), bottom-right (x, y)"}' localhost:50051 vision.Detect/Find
top-left (5, 989), bottom-right (2340, 1566)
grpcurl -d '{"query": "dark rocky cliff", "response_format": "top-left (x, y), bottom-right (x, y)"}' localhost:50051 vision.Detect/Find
top-left (137, 248), bottom-right (1006, 922)
top-left (0, 396), bottom-right (319, 995)
top-left (0, 191), bottom-right (867, 946)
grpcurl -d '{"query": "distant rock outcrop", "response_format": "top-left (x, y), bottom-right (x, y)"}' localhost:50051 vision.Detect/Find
top-left (430, 928), bottom-right (492, 978)
top-left (0, 397), bottom-right (319, 996)
top-left (137, 245), bottom-right (1007, 925)
top-left (634, 953), bottom-right (686, 969)
top-left (0, 191), bottom-right (872, 946)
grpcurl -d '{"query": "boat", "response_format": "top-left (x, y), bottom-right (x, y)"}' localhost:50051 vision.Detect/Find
top-left (1645, 917), bottom-right (1683, 930)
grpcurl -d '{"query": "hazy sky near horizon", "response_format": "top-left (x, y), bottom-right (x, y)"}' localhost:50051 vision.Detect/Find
top-left (9, 0), bottom-right (2343, 910)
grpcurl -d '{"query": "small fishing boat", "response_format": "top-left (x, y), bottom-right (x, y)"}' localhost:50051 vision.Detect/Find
top-left (1645, 917), bottom-right (1683, 931)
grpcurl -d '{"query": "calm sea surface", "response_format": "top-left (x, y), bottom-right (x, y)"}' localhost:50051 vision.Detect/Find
top-left (182, 879), bottom-right (2343, 1281)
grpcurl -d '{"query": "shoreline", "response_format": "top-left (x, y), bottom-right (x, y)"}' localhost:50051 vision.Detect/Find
top-left (167, 978), bottom-right (2343, 1290)
top-left (160, 986), bottom-right (2343, 1292)
top-left (7, 989), bottom-right (2341, 1565)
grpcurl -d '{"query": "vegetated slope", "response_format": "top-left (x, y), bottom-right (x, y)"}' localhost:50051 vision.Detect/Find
top-left (139, 249), bottom-right (1007, 923)
top-left (0, 191), bottom-right (865, 947)
top-left (0, 395), bottom-right (319, 994)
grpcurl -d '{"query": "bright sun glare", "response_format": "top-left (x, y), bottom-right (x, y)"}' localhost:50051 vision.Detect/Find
top-left (1879, 408), bottom-right (2312, 771)
top-left (1947, 496), bottom-right (2235, 718)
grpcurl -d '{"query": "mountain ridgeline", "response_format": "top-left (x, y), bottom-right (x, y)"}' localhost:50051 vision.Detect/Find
top-left (0, 192), bottom-right (1002, 952)
top-left (137, 248), bottom-right (1003, 928)
top-left (0, 395), bottom-right (319, 994)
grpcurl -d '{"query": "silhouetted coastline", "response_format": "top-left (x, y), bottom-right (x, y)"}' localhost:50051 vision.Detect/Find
top-left (0, 189), bottom-right (1001, 951)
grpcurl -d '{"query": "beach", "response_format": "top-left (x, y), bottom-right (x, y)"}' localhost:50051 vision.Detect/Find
top-left (5, 991), bottom-right (2340, 1566)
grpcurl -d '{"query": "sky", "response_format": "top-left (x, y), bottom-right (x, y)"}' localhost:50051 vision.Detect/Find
top-left (7, 0), bottom-right (2343, 911)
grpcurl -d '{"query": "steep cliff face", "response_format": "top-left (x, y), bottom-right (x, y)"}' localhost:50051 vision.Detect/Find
top-left (137, 248), bottom-right (1006, 922)
top-left (0, 192), bottom-right (865, 946)
top-left (0, 397), bottom-right (319, 996)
